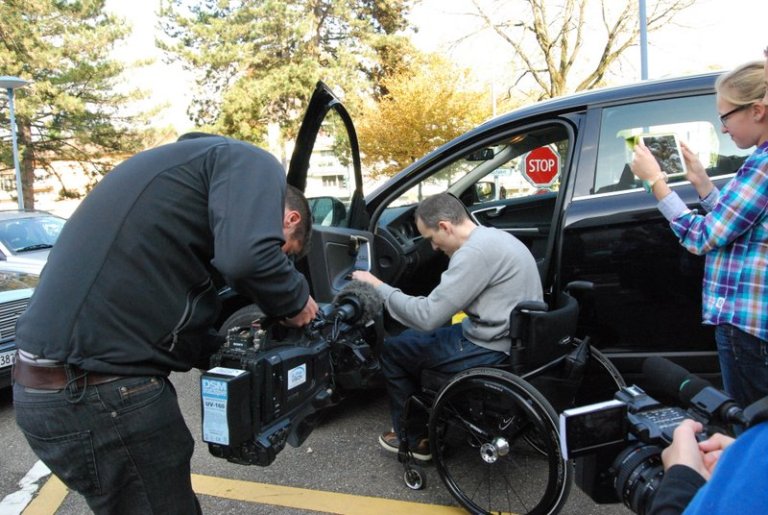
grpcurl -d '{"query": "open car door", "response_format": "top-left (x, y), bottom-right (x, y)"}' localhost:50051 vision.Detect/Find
top-left (288, 81), bottom-right (373, 304)
top-left (202, 83), bottom-right (381, 469)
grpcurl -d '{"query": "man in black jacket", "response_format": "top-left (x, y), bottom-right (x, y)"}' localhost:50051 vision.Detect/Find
top-left (12, 135), bottom-right (317, 514)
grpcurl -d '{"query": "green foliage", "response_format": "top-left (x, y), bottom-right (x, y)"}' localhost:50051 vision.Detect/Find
top-left (356, 53), bottom-right (492, 178)
top-left (158, 0), bottom-right (415, 150)
top-left (0, 0), bottom-right (149, 208)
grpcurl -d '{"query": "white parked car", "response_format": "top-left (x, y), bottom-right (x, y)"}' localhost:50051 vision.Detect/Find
top-left (0, 210), bottom-right (66, 274)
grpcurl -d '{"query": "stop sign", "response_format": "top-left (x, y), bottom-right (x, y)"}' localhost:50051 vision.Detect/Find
top-left (523, 146), bottom-right (559, 186)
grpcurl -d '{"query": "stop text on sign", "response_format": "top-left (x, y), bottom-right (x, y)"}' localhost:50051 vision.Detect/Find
top-left (523, 146), bottom-right (559, 186)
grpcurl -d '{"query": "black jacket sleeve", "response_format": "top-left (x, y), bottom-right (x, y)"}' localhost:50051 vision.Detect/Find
top-left (207, 141), bottom-right (309, 318)
top-left (648, 465), bottom-right (707, 515)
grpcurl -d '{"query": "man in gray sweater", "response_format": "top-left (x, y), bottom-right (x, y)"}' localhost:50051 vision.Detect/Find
top-left (352, 193), bottom-right (542, 460)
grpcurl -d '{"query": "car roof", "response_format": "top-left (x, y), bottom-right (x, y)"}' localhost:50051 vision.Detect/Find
top-left (475, 71), bottom-right (721, 133)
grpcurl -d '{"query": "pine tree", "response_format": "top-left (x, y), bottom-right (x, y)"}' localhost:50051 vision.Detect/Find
top-left (0, 0), bottom-right (147, 209)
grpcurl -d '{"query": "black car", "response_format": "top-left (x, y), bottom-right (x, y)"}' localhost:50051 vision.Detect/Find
top-left (217, 72), bottom-right (747, 385)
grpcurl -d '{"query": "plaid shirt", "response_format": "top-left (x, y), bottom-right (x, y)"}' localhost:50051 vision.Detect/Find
top-left (658, 141), bottom-right (768, 341)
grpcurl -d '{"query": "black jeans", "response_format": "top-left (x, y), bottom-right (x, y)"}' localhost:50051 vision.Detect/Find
top-left (14, 375), bottom-right (201, 515)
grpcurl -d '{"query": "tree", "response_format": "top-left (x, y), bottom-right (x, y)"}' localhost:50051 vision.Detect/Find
top-left (158, 0), bottom-right (415, 162)
top-left (464, 0), bottom-right (696, 100)
top-left (0, 0), bottom-right (149, 209)
top-left (356, 53), bottom-right (492, 178)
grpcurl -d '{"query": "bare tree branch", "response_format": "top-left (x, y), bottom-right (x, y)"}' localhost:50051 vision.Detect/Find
top-left (462, 0), bottom-right (697, 99)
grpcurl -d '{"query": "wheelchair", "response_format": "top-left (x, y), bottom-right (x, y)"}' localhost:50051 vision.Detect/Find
top-left (395, 282), bottom-right (626, 515)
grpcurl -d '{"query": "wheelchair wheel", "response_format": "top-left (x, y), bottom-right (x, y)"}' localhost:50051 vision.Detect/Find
top-left (574, 346), bottom-right (627, 406)
top-left (403, 464), bottom-right (427, 490)
top-left (522, 345), bottom-right (626, 458)
top-left (429, 367), bottom-right (572, 515)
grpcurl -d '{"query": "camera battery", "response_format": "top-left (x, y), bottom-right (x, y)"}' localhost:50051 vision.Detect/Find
top-left (201, 367), bottom-right (252, 447)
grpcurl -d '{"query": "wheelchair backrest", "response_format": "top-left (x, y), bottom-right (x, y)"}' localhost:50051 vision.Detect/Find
top-left (508, 292), bottom-right (579, 372)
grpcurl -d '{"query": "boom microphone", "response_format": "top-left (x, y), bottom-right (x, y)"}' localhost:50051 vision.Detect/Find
top-left (642, 356), bottom-right (747, 426)
top-left (326, 280), bottom-right (383, 326)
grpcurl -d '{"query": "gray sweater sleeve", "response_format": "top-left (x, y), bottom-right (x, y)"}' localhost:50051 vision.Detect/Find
top-left (375, 226), bottom-right (542, 352)
top-left (377, 245), bottom-right (491, 332)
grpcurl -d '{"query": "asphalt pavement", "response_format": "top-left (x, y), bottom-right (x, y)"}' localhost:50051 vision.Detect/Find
top-left (0, 371), bottom-right (634, 514)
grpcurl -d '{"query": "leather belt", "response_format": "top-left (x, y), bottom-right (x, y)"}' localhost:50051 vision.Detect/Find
top-left (12, 356), bottom-right (124, 390)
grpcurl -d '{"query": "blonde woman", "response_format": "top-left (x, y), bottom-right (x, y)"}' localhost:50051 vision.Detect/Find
top-left (631, 55), bottom-right (768, 410)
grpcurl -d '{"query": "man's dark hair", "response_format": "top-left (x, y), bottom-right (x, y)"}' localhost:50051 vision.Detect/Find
top-left (415, 193), bottom-right (470, 229)
top-left (285, 184), bottom-right (312, 256)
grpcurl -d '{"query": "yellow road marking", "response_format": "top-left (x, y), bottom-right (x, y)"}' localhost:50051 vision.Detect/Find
top-left (21, 474), bottom-right (466, 514)
top-left (191, 474), bottom-right (466, 514)
top-left (22, 475), bottom-right (67, 515)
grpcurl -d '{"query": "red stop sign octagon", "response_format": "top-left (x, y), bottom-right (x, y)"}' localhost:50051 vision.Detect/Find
top-left (524, 146), bottom-right (559, 186)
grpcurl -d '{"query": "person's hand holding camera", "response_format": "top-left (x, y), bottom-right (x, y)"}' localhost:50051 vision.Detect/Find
top-left (697, 431), bottom-right (735, 477)
top-left (284, 295), bottom-right (319, 327)
top-left (661, 420), bottom-right (711, 479)
top-left (661, 419), bottom-right (736, 481)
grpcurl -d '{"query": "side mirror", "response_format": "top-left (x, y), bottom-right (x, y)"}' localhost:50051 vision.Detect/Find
top-left (474, 181), bottom-right (496, 202)
top-left (307, 196), bottom-right (347, 227)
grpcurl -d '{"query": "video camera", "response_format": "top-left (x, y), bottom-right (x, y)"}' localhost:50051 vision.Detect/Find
top-left (560, 356), bottom-right (749, 515)
top-left (199, 280), bottom-right (382, 466)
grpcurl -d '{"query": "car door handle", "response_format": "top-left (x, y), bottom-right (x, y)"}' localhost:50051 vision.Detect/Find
top-left (471, 206), bottom-right (505, 221)
top-left (506, 227), bottom-right (541, 234)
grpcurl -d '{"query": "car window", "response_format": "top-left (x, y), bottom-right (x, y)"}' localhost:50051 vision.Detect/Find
top-left (302, 109), bottom-right (353, 227)
top-left (594, 94), bottom-right (749, 195)
top-left (390, 124), bottom-right (569, 209)
top-left (381, 123), bottom-right (571, 276)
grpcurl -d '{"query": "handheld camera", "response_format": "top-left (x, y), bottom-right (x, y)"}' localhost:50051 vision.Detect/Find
top-left (561, 357), bottom-right (747, 515)
top-left (200, 281), bottom-right (382, 466)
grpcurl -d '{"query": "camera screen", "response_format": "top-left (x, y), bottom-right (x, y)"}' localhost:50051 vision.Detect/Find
top-left (641, 134), bottom-right (686, 177)
top-left (559, 399), bottom-right (628, 459)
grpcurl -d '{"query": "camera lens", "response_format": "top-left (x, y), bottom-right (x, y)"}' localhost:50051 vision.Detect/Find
top-left (612, 442), bottom-right (665, 515)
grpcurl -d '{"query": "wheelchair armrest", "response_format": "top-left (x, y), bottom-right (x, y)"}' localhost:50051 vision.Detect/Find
top-left (513, 300), bottom-right (549, 314)
top-left (564, 280), bottom-right (594, 293)
top-left (510, 300), bottom-right (549, 342)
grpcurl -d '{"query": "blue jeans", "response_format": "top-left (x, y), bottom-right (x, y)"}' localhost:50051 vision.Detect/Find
top-left (13, 375), bottom-right (200, 515)
top-left (380, 324), bottom-right (507, 445)
top-left (715, 324), bottom-right (768, 409)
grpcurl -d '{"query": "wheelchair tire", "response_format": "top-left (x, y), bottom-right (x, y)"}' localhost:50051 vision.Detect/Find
top-left (573, 346), bottom-right (627, 406)
top-left (429, 367), bottom-right (572, 515)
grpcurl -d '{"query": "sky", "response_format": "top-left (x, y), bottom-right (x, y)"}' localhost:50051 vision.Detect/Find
top-left (105, 0), bottom-right (766, 131)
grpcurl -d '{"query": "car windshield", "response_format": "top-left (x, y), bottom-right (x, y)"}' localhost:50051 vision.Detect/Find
top-left (387, 145), bottom-right (507, 208)
top-left (0, 215), bottom-right (65, 253)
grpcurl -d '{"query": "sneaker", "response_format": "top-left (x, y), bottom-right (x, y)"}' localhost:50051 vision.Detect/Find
top-left (378, 431), bottom-right (431, 461)
top-left (378, 431), bottom-right (400, 454)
